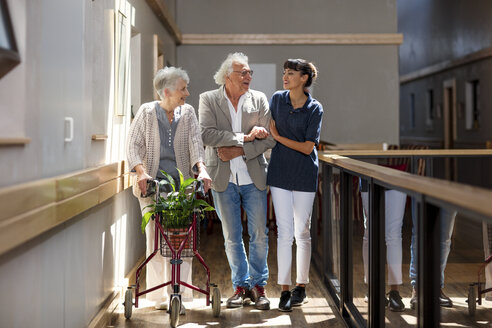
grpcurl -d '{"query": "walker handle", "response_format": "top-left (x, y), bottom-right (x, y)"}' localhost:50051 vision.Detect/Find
top-left (195, 178), bottom-right (205, 198)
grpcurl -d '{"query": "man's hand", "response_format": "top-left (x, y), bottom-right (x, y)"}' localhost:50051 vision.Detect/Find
top-left (244, 126), bottom-right (269, 142)
top-left (217, 146), bottom-right (245, 161)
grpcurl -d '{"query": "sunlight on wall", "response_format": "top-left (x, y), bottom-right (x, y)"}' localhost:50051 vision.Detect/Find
top-left (105, 6), bottom-right (116, 165)
top-left (111, 213), bottom-right (127, 290)
top-left (101, 230), bottom-right (105, 268)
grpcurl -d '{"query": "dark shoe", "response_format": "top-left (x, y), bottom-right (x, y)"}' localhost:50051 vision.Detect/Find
top-left (226, 286), bottom-right (250, 308)
top-left (410, 288), bottom-right (417, 310)
top-left (439, 290), bottom-right (453, 308)
top-left (278, 291), bottom-right (292, 312)
top-left (291, 285), bottom-right (308, 306)
top-left (387, 290), bottom-right (405, 312)
top-left (251, 285), bottom-right (270, 310)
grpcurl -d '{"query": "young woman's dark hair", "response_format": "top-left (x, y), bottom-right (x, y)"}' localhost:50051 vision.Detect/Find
top-left (283, 59), bottom-right (318, 88)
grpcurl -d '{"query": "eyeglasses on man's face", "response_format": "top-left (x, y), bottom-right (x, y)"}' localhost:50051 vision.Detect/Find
top-left (232, 69), bottom-right (253, 77)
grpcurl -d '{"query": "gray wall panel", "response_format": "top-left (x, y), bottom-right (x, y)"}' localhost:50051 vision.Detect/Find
top-left (398, 0), bottom-right (492, 75)
top-left (177, 0), bottom-right (397, 33)
top-left (178, 44), bottom-right (400, 144)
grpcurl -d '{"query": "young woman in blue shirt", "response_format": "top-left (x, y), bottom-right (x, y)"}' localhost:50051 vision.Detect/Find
top-left (267, 59), bottom-right (323, 312)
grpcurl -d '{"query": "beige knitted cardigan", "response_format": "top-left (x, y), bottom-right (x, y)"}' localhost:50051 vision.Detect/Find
top-left (126, 101), bottom-right (205, 198)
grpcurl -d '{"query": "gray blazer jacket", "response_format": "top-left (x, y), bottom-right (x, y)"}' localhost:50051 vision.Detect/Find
top-left (198, 86), bottom-right (276, 192)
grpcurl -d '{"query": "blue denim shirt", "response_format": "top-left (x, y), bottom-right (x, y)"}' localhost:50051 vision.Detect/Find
top-left (267, 90), bottom-right (323, 192)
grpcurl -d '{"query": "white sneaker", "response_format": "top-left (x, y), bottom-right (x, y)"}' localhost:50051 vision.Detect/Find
top-left (154, 301), bottom-right (168, 310)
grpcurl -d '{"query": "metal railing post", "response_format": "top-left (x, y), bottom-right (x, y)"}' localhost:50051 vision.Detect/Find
top-left (368, 181), bottom-right (385, 328)
top-left (417, 199), bottom-right (440, 327)
top-left (340, 170), bottom-right (351, 318)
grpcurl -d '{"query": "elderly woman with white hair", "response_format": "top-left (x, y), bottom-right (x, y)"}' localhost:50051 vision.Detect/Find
top-left (126, 66), bottom-right (211, 312)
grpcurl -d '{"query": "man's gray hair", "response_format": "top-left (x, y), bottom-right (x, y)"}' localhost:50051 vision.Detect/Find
top-left (213, 52), bottom-right (249, 86)
top-left (153, 67), bottom-right (190, 100)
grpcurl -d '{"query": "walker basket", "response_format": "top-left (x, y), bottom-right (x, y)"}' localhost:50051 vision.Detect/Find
top-left (160, 223), bottom-right (199, 257)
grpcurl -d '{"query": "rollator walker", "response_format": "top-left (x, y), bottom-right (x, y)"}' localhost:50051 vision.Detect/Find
top-left (124, 179), bottom-right (221, 327)
top-left (467, 254), bottom-right (492, 316)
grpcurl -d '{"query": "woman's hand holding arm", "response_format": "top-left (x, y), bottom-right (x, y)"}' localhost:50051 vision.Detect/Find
top-left (269, 120), bottom-right (315, 155)
top-left (244, 126), bottom-right (269, 142)
top-left (135, 164), bottom-right (152, 196)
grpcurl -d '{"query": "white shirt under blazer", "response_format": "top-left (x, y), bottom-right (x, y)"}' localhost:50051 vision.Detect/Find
top-left (198, 86), bottom-right (276, 193)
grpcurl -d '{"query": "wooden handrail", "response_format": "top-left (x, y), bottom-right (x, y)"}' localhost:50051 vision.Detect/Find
top-left (0, 161), bottom-right (132, 256)
top-left (320, 153), bottom-right (492, 219)
top-left (0, 137), bottom-right (30, 146)
top-left (182, 33), bottom-right (403, 45)
top-left (321, 149), bottom-right (492, 157)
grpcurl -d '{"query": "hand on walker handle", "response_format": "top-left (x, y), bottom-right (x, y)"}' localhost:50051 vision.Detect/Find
top-left (197, 169), bottom-right (212, 193)
top-left (137, 172), bottom-right (152, 196)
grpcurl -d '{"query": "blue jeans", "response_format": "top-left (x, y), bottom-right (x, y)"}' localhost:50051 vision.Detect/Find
top-left (410, 202), bottom-right (456, 288)
top-left (212, 183), bottom-right (269, 289)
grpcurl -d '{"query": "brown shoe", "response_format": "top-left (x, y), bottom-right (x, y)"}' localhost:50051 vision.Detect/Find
top-left (251, 285), bottom-right (270, 310)
top-left (226, 286), bottom-right (251, 308)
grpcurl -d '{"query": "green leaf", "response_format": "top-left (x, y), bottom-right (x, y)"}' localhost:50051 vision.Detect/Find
top-left (159, 170), bottom-right (176, 192)
top-left (141, 168), bottom-right (215, 229)
top-left (181, 177), bottom-right (196, 190)
top-left (142, 212), bottom-right (153, 234)
top-left (193, 199), bottom-right (215, 211)
top-left (176, 168), bottom-right (185, 191)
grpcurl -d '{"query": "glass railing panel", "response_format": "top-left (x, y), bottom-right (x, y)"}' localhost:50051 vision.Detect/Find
top-left (330, 168), bottom-right (341, 296)
top-left (353, 177), bottom-right (368, 324)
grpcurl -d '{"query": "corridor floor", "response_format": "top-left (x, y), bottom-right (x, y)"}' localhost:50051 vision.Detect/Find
top-left (110, 221), bottom-right (347, 328)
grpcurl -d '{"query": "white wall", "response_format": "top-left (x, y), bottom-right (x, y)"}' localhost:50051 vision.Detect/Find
top-left (0, 190), bottom-right (142, 327)
top-left (0, 0), bottom-right (177, 326)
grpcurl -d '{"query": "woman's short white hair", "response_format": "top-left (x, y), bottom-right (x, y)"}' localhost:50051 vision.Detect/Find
top-left (213, 52), bottom-right (249, 86)
top-left (153, 67), bottom-right (190, 100)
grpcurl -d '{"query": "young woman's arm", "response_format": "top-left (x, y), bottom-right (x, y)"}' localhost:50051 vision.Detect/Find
top-left (269, 120), bottom-right (315, 155)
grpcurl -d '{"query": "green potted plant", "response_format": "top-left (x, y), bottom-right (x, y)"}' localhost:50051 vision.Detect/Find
top-left (141, 169), bottom-right (214, 234)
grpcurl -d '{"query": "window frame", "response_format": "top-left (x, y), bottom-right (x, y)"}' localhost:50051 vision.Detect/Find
top-left (0, 0), bottom-right (20, 79)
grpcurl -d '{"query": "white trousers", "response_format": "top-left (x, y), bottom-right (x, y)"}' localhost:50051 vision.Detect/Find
top-left (482, 222), bottom-right (492, 298)
top-left (139, 197), bottom-right (193, 303)
top-left (271, 187), bottom-right (316, 286)
top-left (361, 190), bottom-right (406, 286)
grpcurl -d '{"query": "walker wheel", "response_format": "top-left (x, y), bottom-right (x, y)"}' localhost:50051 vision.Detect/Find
top-left (124, 289), bottom-right (133, 319)
top-left (169, 296), bottom-right (181, 328)
top-left (212, 287), bottom-right (221, 317)
top-left (468, 284), bottom-right (476, 316)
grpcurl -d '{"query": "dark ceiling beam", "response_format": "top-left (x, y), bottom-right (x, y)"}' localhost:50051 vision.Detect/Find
top-left (145, 0), bottom-right (182, 44)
